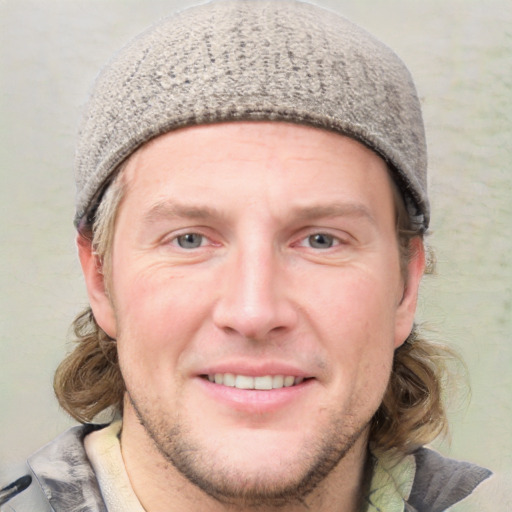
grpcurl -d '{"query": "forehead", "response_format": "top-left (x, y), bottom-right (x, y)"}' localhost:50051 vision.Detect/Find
top-left (119, 121), bottom-right (395, 223)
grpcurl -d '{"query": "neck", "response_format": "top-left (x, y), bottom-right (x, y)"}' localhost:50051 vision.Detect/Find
top-left (120, 405), bottom-right (370, 512)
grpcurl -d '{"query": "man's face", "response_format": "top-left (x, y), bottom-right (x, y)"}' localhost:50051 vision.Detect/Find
top-left (85, 122), bottom-right (422, 504)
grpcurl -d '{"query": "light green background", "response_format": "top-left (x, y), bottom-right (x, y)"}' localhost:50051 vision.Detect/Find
top-left (1, 0), bottom-right (511, 483)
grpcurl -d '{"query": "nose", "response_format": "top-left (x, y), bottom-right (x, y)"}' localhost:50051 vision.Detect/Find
top-left (212, 242), bottom-right (298, 341)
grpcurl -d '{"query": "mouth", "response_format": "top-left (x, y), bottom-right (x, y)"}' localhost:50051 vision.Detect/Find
top-left (202, 373), bottom-right (308, 390)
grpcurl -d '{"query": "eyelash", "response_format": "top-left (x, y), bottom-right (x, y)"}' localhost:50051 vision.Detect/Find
top-left (299, 233), bottom-right (342, 250)
top-left (167, 230), bottom-right (346, 251)
top-left (170, 232), bottom-right (209, 249)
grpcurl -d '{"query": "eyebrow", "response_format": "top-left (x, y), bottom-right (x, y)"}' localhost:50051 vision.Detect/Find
top-left (288, 203), bottom-right (377, 226)
top-left (142, 200), bottom-right (226, 225)
top-left (141, 200), bottom-right (376, 226)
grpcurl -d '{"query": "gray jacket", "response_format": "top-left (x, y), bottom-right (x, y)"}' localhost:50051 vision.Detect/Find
top-left (1, 425), bottom-right (492, 511)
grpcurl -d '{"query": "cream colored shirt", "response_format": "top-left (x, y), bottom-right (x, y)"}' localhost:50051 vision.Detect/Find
top-left (85, 421), bottom-right (145, 512)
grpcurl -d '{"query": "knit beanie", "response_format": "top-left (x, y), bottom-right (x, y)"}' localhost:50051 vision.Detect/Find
top-left (74, 0), bottom-right (429, 230)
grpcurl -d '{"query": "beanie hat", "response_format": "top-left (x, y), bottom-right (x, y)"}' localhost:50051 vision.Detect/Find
top-left (74, 0), bottom-right (429, 230)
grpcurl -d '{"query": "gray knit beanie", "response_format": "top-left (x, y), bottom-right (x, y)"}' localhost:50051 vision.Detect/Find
top-left (75, 0), bottom-right (429, 230)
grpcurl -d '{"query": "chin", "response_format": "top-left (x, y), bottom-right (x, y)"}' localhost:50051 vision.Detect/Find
top-left (130, 393), bottom-right (370, 506)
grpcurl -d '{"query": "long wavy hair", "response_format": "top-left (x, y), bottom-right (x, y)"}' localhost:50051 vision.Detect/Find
top-left (55, 166), bottom-right (455, 455)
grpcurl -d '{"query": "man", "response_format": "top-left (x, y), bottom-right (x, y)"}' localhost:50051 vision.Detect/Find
top-left (1, 1), bottom-right (496, 510)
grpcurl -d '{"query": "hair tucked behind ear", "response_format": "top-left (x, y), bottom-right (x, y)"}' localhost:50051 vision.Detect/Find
top-left (370, 325), bottom-right (455, 453)
top-left (367, 183), bottom-right (458, 453)
top-left (54, 170), bottom-right (126, 422)
top-left (54, 308), bottom-right (124, 422)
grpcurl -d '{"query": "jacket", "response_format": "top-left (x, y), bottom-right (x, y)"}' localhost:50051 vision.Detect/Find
top-left (1, 424), bottom-right (493, 511)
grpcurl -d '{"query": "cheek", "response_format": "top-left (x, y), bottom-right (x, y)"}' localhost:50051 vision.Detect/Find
top-left (309, 265), bottom-right (400, 338)
top-left (112, 266), bottom-right (210, 371)
top-left (306, 266), bottom-right (399, 389)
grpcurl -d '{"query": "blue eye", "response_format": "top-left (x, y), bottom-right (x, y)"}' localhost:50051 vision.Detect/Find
top-left (307, 233), bottom-right (335, 249)
top-left (176, 233), bottom-right (204, 248)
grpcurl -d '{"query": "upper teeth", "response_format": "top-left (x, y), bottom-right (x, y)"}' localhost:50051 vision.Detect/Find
top-left (207, 374), bottom-right (304, 390)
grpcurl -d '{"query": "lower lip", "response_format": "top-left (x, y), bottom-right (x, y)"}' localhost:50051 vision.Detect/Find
top-left (196, 377), bottom-right (314, 415)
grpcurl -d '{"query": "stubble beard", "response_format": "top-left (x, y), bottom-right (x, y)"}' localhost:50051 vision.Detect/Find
top-left (127, 392), bottom-right (370, 509)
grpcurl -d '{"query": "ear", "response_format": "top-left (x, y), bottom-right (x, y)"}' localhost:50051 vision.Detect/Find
top-left (394, 237), bottom-right (426, 348)
top-left (77, 233), bottom-right (117, 339)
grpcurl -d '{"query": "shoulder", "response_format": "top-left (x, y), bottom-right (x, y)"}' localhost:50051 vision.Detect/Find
top-left (407, 447), bottom-right (492, 511)
top-left (449, 469), bottom-right (512, 512)
top-left (1, 424), bottom-right (107, 512)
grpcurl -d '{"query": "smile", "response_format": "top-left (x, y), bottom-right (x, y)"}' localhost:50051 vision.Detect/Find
top-left (206, 374), bottom-right (305, 390)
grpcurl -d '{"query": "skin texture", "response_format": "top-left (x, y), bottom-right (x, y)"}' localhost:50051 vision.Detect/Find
top-left (79, 122), bottom-right (425, 512)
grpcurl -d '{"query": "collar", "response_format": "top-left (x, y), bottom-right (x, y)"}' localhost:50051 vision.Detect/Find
top-left (28, 424), bottom-right (107, 512)
top-left (364, 449), bottom-right (416, 512)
